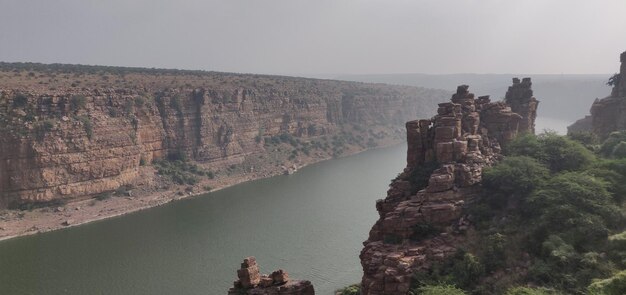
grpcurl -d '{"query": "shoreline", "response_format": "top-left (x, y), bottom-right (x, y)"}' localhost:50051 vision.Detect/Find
top-left (0, 140), bottom-right (404, 243)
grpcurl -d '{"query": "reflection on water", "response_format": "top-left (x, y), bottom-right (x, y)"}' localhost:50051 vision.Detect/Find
top-left (0, 145), bottom-right (407, 295)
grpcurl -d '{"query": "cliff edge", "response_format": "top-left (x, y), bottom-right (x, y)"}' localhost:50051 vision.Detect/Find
top-left (359, 79), bottom-right (537, 294)
top-left (569, 51), bottom-right (626, 138)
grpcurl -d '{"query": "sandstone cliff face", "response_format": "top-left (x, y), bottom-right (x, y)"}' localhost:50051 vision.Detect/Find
top-left (359, 80), bottom-right (537, 295)
top-left (570, 51), bottom-right (626, 138)
top-left (0, 65), bottom-right (446, 208)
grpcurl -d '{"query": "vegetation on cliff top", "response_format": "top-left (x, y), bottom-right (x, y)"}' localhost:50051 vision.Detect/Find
top-left (407, 132), bottom-right (626, 295)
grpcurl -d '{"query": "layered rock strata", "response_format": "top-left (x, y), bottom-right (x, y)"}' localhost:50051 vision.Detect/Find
top-left (359, 81), bottom-right (537, 295)
top-left (0, 65), bottom-right (446, 208)
top-left (228, 257), bottom-right (314, 295)
top-left (570, 51), bottom-right (626, 138)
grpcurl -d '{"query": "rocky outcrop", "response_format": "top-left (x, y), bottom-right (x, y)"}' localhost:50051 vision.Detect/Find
top-left (505, 78), bottom-right (539, 134)
top-left (0, 64), bottom-right (447, 208)
top-left (359, 80), bottom-right (537, 295)
top-left (570, 51), bottom-right (626, 138)
top-left (228, 257), bottom-right (314, 295)
top-left (568, 115), bottom-right (593, 133)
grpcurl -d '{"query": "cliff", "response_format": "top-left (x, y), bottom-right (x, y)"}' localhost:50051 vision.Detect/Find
top-left (359, 80), bottom-right (537, 294)
top-left (569, 51), bottom-right (626, 138)
top-left (0, 63), bottom-right (447, 209)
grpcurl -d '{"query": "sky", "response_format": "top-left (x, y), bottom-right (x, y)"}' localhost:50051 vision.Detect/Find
top-left (1, 0), bottom-right (626, 75)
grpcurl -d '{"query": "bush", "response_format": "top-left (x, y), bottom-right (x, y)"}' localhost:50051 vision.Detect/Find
top-left (568, 131), bottom-right (599, 151)
top-left (410, 223), bottom-right (439, 242)
top-left (505, 287), bottom-right (559, 295)
top-left (12, 93), bottom-right (28, 108)
top-left (77, 115), bottom-right (93, 139)
top-left (527, 172), bottom-right (622, 249)
top-left (482, 156), bottom-right (549, 208)
top-left (34, 119), bottom-right (55, 141)
top-left (336, 284), bottom-right (360, 295)
top-left (415, 284), bottom-right (466, 295)
top-left (587, 270), bottom-right (626, 295)
top-left (70, 95), bottom-right (86, 110)
top-left (600, 131), bottom-right (626, 157)
top-left (134, 96), bottom-right (145, 107)
top-left (612, 142), bottom-right (626, 158)
top-left (506, 133), bottom-right (595, 172)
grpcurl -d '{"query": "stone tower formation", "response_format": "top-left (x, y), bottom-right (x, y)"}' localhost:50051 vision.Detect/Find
top-left (227, 257), bottom-right (315, 295)
top-left (587, 51), bottom-right (626, 139)
top-left (359, 79), bottom-right (538, 294)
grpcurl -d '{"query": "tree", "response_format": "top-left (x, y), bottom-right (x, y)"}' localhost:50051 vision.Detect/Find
top-left (607, 73), bottom-right (621, 87)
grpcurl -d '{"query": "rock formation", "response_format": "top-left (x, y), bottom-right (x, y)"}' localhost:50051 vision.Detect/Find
top-left (569, 51), bottom-right (626, 138)
top-left (0, 64), bottom-right (447, 208)
top-left (505, 78), bottom-right (539, 134)
top-left (359, 80), bottom-right (537, 295)
top-left (228, 257), bottom-right (314, 295)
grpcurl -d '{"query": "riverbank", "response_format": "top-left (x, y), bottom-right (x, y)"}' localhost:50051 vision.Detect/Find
top-left (0, 135), bottom-right (404, 242)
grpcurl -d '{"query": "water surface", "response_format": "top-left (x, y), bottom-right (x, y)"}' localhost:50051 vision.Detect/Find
top-left (0, 145), bottom-right (406, 295)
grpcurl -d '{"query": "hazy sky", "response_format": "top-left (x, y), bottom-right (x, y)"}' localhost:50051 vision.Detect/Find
top-left (1, 0), bottom-right (625, 75)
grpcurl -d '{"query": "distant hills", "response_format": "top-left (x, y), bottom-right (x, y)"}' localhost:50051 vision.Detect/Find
top-left (335, 73), bottom-right (612, 122)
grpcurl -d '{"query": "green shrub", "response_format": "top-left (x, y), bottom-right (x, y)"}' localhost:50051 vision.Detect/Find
top-left (588, 270), bottom-right (626, 295)
top-left (568, 131), bottom-right (599, 151)
top-left (70, 95), bottom-right (86, 110)
top-left (34, 119), bottom-right (55, 141)
top-left (410, 223), bottom-right (439, 242)
top-left (77, 116), bottom-right (93, 139)
top-left (611, 142), bottom-right (626, 158)
top-left (482, 156), bottom-right (549, 208)
top-left (134, 96), bottom-right (145, 107)
top-left (483, 233), bottom-right (507, 272)
top-left (527, 172), bottom-right (621, 249)
top-left (94, 192), bottom-right (112, 201)
top-left (12, 93), bottom-right (28, 108)
top-left (415, 284), bottom-right (465, 295)
top-left (505, 286), bottom-right (559, 295)
top-left (124, 99), bottom-right (134, 114)
top-left (600, 131), bottom-right (626, 157)
top-left (506, 133), bottom-right (595, 172)
top-left (336, 284), bottom-right (360, 295)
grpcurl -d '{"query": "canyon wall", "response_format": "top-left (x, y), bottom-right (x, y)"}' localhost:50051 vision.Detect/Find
top-left (569, 51), bottom-right (626, 138)
top-left (359, 80), bottom-right (537, 295)
top-left (0, 65), bottom-right (446, 208)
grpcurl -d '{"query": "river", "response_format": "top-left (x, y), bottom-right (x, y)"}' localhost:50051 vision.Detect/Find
top-left (0, 144), bottom-right (407, 295)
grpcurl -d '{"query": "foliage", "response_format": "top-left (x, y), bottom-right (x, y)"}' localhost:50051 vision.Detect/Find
top-left (431, 132), bottom-right (626, 294)
top-left (413, 284), bottom-right (466, 295)
top-left (12, 93), bottom-right (28, 108)
top-left (506, 133), bottom-right (595, 172)
top-left (504, 287), bottom-right (559, 295)
top-left (600, 131), bottom-right (626, 158)
top-left (336, 284), bottom-right (360, 295)
top-left (76, 115), bottom-right (93, 139)
top-left (482, 156), bottom-right (549, 208)
top-left (412, 250), bottom-right (483, 290)
top-left (153, 157), bottom-right (214, 185)
top-left (34, 119), bottom-right (55, 141)
top-left (410, 223), bottom-right (440, 242)
top-left (607, 73), bottom-right (621, 87)
top-left (407, 161), bottom-right (439, 194)
top-left (526, 172), bottom-right (622, 250)
top-left (70, 95), bottom-right (87, 111)
top-left (567, 131), bottom-right (599, 151)
top-left (587, 270), bottom-right (626, 295)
